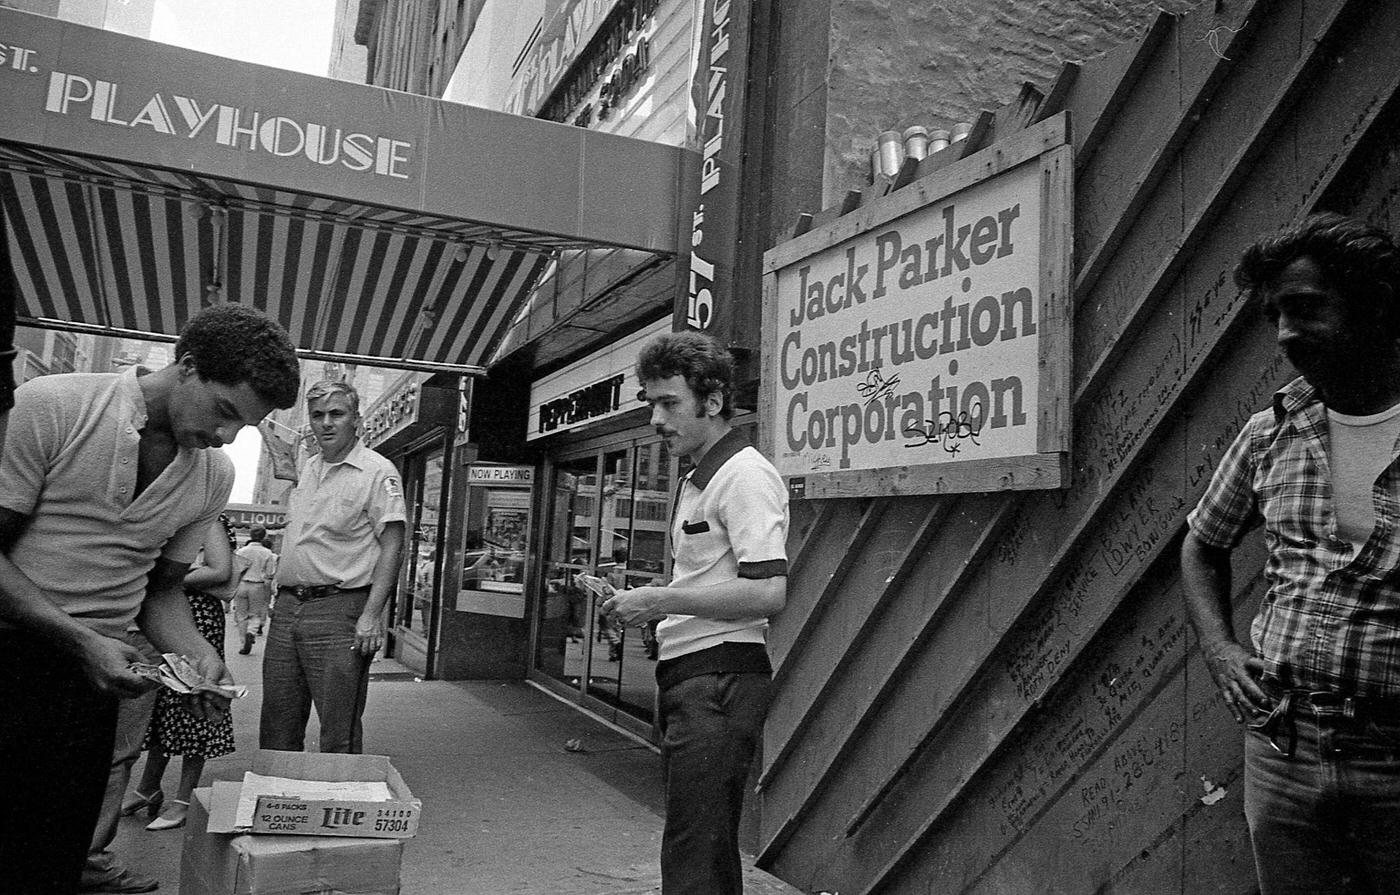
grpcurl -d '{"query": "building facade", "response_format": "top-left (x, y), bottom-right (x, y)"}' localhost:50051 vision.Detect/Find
top-left (358, 2), bottom-right (1400, 892)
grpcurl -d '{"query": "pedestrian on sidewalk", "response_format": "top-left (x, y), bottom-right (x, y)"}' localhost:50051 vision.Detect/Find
top-left (125, 513), bottom-right (240, 833)
top-left (259, 379), bottom-right (406, 754)
top-left (1182, 213), bottom-right (1400, 894)
top-left (0, 304), bottom-right (300, 895)
top-left (233, 524), bottom-right (276, 654)
top-left (603, 331), bottom-right (789, 895)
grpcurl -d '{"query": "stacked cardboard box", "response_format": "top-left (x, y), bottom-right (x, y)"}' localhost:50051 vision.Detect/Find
top-left (180, 750), bottom-right (419, 895)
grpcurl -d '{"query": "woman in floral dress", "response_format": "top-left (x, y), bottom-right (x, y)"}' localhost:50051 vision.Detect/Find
top-left (120, 514), bottom-right (238, 830)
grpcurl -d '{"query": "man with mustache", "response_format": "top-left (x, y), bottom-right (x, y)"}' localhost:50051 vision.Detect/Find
top-left (1182, 213), bottom-right (1400, 894)
top-left (603, 330), bottom-right (789, 895)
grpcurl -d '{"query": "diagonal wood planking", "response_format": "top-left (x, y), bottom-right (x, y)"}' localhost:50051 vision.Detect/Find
top-left (756, 1), bottom-right (1400, 892)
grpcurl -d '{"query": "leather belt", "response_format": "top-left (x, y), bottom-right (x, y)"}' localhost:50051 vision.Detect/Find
top-left (1291, 690), bottom-right (1400, 720)
top-left (281, 584), bottom-right (344, 600)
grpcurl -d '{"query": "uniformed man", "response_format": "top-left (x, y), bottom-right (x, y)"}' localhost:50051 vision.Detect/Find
top-left (259, 379), bottom-right (406, 754)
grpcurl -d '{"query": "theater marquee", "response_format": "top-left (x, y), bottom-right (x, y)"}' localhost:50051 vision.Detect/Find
top-left (760, 114), bottom-right (1072, 499)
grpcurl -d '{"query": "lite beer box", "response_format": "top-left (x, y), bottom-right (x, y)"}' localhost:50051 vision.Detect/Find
top-left (205, 749), bottom-right (422, 839)
top-left (183, 787), bottom-right (404, 895)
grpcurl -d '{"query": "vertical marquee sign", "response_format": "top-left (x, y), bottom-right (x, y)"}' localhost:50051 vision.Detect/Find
top-left (759, 114), bottom-right (1072, 499)
top-left (677, 0), bottom-right (753, 345)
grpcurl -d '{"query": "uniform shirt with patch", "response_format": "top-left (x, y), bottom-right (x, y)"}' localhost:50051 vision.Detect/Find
top-left (277, 441), bottom-right (407, 589)
top-left (659, 429), bottom-right (789, 661)
top-left (0, 368), bottom-right (234, 639)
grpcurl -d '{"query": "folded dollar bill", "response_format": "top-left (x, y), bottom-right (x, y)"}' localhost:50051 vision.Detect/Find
top-left (129, 652), bottom-right (247, 700)
top-left (573, 572), bottom-right (616, 599)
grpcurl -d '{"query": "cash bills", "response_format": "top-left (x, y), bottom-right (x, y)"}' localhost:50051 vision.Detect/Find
top-left (573, 572), bottom-right (616, 599)
top-left (128, 652), bottom-right (247, 699)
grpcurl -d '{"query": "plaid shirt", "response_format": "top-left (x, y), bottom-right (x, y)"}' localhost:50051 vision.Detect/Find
top-left (1188, 376), bottom-right (1400, 697)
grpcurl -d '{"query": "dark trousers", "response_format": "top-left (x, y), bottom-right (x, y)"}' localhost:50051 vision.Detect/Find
top-left (83, 632), bottom-right (158, 889)
top-left (259, 589), bottom-right (371, 754)
top-left (0, 632), bottom-right (118, 895)
top-left (658, 671), bottom-right (771, 895)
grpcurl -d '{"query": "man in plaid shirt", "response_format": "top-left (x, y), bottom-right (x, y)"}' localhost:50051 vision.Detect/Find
top-left (1182, 213), bottom-right (1400, 895)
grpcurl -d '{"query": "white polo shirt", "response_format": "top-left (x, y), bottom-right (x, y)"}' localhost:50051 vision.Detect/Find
top-left (277, 440), bottom-right (406, 590)
top-left (658, 429), bottom-right (789, 661)
top-left (0, 368), bottom-right (234, 639)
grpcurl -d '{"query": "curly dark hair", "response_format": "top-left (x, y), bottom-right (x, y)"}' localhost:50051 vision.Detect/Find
top-left (175, 304), bottom-right (301, 408)
top-left (636, 330), bottom-right (735, 419)
top-left (1235, 212), bottom-right (1400, 338)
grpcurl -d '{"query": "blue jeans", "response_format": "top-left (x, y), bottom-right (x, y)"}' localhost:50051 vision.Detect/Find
top-left (258, 588), bottom-right (371, 754)
top-left (0, 632), bottom-right (118, 895)
top-left (658, 671), bottom-right (771, 895)
top-left (1245, 691), bottom-right (1400, 895)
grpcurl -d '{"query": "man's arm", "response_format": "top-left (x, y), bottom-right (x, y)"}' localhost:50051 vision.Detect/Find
top-left (137, 556), bottom-right (233, 719)
top-left (354, 520), bottom-right (405, 657)
top-left (0, 507), bottom-right (149, 696)
top-left (602, 576), bottom-right (786, 627)
top-left (1179, 530), bottom-right (1271, 723)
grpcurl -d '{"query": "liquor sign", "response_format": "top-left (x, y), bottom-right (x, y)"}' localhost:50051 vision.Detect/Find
top-left (224, 503), bottom-right (288, 530)
top-left (760, 115), bottom-right (1072, 499)
top-left (527, 318), bottom-right (669, 440)
top-left (677, 0), bottom-right (753, 345)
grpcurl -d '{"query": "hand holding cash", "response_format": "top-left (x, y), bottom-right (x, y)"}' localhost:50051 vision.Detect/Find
top-left (128, 652), bottom-right (247, 700)
top-left (573, 572), bottom-right (616, 599)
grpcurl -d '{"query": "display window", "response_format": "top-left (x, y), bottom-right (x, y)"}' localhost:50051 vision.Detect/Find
top-left (458, 482), bottom-right (532, 616)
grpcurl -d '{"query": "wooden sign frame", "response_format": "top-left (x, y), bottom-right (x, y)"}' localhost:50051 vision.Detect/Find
top-left (759, 113), bottom-right (1072, 499)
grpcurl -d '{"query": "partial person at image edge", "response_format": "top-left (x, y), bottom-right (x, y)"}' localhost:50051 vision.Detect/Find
top-left (1182, 213), bottom-right (1400, 895)
top-left (0, 304), bottom-right (300, 895)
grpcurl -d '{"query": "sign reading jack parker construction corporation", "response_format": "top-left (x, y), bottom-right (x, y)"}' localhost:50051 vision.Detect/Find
top-left (760, 115), bottom-right (1072, 499)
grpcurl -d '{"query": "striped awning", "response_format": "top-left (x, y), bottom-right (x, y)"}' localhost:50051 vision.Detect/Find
top-left (0, 144), bottom-right (560, 372)
top-left (0, 8), bottom-right (691, 373)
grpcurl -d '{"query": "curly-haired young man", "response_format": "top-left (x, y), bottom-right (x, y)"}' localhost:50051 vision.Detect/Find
top-left (1182, 213), bottom-right (1400, 894)
top-left (603, 330), bottom-right (788, 895)
top-left (0, 303), bottom-right (300, 894)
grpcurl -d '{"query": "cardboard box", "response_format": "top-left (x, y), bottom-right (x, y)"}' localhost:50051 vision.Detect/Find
top-left (206, 750), bottom-right (421, 839)
top-left (182, 787), bottom-right (404, 895)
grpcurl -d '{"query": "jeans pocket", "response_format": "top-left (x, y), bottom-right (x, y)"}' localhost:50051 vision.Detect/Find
top-left (1246, 692), bottom-right (1295, 755)
top-left (1363, 716), bottom-right (1400, 749)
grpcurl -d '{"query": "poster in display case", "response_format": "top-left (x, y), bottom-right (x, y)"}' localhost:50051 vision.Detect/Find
top-left (457, 466), bottom-right (535, 617)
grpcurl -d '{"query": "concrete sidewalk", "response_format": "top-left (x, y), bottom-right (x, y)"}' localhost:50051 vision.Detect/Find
top-left (108, 626), bottom-right (805, 894)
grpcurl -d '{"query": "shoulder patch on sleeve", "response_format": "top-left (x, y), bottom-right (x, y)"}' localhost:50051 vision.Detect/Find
top-left (384, 477), bottom-right (404, 499)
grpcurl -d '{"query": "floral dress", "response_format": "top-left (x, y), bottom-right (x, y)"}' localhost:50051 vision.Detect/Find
top-left (142, 514), bottom-right (236, 758)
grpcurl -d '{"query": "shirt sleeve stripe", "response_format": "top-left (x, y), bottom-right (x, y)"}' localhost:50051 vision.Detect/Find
top-left (738, 559), bottom-right (788, 579)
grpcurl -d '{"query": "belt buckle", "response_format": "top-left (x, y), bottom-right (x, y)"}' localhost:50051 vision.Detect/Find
top-left (1304, 690), bottom-right (1358, 719)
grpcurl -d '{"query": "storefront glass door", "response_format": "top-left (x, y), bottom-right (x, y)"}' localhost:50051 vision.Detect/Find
top-left (537, 454), bottom-right (600, 687)
top-left (397, 449), bottom-right (444, 649)
top-left (537, 436), bottom-right (673, 726)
